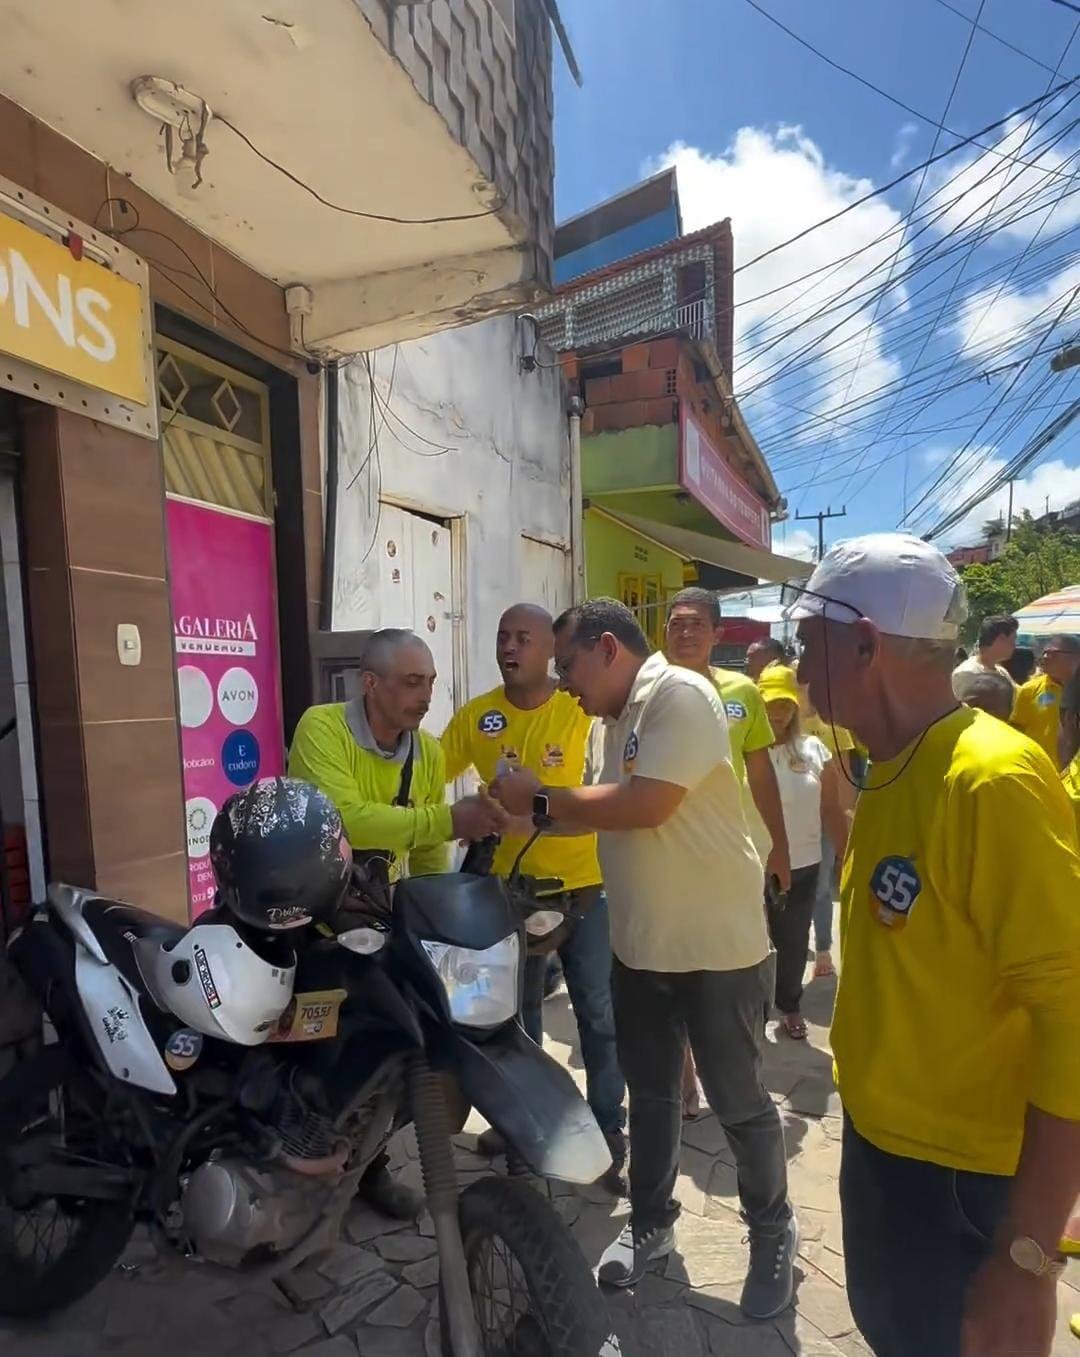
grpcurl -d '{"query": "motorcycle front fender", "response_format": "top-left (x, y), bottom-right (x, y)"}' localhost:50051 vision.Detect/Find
top-left (430, 1022), bottom-right (611, 1185)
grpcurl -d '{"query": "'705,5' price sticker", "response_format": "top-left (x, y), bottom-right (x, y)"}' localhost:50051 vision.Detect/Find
top-left (869, 856), bottom-right (922, 929)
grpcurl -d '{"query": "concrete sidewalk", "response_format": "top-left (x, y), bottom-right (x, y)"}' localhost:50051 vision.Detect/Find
top-left (5, 968), bottom-right (1077, 1356)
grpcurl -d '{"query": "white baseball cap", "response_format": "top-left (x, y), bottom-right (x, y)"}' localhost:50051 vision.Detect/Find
top-left (783, 532), bottom-right (967, 641)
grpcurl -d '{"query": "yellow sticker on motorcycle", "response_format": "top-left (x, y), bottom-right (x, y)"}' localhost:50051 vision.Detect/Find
top-left (266, 989), bottom-right (348, 1044)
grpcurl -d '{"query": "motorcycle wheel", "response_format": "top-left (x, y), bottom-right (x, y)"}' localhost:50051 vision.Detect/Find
top-left (442, 1176), bottom-right (620, 1357)
top-left (0, 1046), bottom-right (135, 1318)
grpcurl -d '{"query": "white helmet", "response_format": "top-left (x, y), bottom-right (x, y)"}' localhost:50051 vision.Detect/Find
top-left (134, 922), bottom-right (295, 1046)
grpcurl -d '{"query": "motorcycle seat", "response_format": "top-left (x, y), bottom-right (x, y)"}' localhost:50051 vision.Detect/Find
top-left (76, 894), bottom-right (187, 994)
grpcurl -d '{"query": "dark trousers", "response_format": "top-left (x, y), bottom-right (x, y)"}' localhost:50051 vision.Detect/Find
top-left (766, 863), bottom-right (819, 1013)
top-left (522, 888), bottom-right (625, 1135)
top-left (840, 1117), bottom-right (1012, 1357)
top-left (612, 957), bottom-right (791, 1235)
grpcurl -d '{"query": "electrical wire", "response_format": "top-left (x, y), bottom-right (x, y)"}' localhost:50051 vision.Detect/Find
top-left (739, 0), bottom-right (1077, 173)
top-left (731, 82), bottom-right (1073, 284)
top-left (216, 115), bottom-right (511, 226)
top-left (795, 0), bottom-right (986, 504)
top-left (837, 19), bottom-right (1080, 511)
top-left (931, 0), bottom-right (1075, 77)
top-left (924, 381), bottom-right (1080, 538)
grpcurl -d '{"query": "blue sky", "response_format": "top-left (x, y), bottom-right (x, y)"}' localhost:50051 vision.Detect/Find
top-left (553, 0), bottom-right (1080, 557)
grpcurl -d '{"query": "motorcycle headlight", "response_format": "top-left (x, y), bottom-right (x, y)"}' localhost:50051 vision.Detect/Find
top-left (420, 932), bottom-right (520, 1028)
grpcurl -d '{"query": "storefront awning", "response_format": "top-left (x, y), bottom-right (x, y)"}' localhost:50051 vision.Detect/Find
top-left (596, 508), bottom-right (813, 585)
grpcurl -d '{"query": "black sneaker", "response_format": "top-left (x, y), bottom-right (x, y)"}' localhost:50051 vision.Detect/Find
top-left (740, 1214), bottom-right (799, 1319)
top-left (597, 1220), bottom-right (676, 1288)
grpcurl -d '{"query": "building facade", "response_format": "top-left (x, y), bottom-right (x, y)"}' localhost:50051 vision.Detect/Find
top-left (537, 181), bottom-right (809, 648)
top-left (0, 0), bottom-right (559, 928)
top-left (327, 314), bottom-right (573, 734)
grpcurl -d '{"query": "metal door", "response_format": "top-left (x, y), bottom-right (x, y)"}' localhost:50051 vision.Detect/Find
top-left (520, 535), bottom-right (570, 619)
top-left (371, 504), bottom-right (455, 737)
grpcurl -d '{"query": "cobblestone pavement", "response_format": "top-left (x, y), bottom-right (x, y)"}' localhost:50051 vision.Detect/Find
top-left (6, 967), bottom-right (1078, 1356)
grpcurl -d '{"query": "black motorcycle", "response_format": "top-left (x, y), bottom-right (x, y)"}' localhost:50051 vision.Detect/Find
top-left (0, 838), bottom-right (619, 1356)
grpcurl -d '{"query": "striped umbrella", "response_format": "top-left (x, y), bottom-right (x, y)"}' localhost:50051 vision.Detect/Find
top-left (1012, 584), bottom-right (1080, 638)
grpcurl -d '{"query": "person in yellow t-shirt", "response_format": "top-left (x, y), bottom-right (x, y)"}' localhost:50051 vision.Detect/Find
top-left (1059, 672), bottom-right (1080, 844)
top-left (663, 587), bottom-right (790, 1116)
top-left (442, 604), bottom-right (626, 1182)
top-left (1012, 633), bottom-right (1080, 765)
top-left (789, 533), bottom-right (1080, 1357)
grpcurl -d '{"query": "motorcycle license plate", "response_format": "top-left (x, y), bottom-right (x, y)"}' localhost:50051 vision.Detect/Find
top-left (266, 989), bottom-right (348, 1044)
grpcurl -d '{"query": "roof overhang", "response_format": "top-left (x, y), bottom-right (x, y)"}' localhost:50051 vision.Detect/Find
top-left (594, 507), bottom-right (812, 585)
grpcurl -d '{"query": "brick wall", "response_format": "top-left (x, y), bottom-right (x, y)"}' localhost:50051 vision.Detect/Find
top-left (355, 0), bottom-right (555, 285)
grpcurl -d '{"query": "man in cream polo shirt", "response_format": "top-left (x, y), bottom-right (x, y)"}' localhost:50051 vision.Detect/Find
top-left (492, 598), bottom-right (796, 1318)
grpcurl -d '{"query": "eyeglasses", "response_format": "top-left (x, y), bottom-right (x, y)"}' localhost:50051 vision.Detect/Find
top-left (779, 582), bottom-right (865, 624)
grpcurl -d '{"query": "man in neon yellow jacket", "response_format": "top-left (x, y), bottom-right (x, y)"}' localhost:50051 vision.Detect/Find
top-left (290, 629), bottom-right (504, 878)
top-left (289, 628), bottom-right (504, 1218)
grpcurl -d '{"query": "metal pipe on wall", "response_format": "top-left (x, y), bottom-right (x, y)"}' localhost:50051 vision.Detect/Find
top-left (568, 395), bottom-right (585, 604)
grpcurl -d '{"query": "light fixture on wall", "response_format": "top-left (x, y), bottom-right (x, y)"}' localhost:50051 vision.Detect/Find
top-left (131, 76), bottom-right (213, 195)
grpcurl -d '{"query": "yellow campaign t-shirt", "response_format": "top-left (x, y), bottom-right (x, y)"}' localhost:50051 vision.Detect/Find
top-left (834, 705), bottom-right (1080, 1175)
top-left (802, 712), bottom-right (855, 760)
top-left (708, 667), bottom-right (774, 783)
top-left (442, 687), bottom-right (601, 891)
top-left (1012, 672), bottom-right (1062, 763)
top-left (1062, 755), bottom-right (1080, 846)
top-left (709, 667), bottom-right (775, 859)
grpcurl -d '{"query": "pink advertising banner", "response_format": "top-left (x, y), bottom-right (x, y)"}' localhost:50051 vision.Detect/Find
top-left (679, 406), bottom-right (771, 551)
top-left (166, 498), bottom-right (285, 917)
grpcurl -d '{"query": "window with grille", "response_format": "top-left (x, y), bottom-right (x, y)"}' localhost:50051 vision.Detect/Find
top-left (156, 338), bottom-right (273, 519)
top-left (619, 572), bottom-right (666, 650)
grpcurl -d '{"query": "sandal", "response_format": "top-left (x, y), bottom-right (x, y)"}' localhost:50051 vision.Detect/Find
top-left (814, 951), bottom-right (836, 978)
top-left (780, 1012), bottom-right (808, 1040)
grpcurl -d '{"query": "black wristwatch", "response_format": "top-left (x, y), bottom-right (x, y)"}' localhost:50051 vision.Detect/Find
top-left (532, 792), bottom-right (554, 829)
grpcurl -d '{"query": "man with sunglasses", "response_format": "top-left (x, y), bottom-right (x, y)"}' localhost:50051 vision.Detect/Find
top-left (787, 533), bottom-right (1080, 1357)
top-left (491, 598), bottom-right (796, 1318)
top-left (1013, 634), bottom-right (1080, 765)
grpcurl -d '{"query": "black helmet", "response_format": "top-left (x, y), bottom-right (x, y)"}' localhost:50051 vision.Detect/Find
top-left (210, 777), bottom-right (351, 931)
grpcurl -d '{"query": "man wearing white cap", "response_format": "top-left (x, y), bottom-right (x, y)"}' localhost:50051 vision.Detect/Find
top-left (787, 532), bottom-right (1080, 1357)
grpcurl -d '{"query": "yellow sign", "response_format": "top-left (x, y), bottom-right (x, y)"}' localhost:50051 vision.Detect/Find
top-left (0, 210), bottom-right (148, 404)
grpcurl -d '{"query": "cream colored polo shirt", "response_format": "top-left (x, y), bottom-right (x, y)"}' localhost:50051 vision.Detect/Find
top-left (591, 653), bottom-right (767, 973)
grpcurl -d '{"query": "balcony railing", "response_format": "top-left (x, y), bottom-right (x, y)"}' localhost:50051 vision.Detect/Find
top-left (675, 298), bottom-right (707, 341)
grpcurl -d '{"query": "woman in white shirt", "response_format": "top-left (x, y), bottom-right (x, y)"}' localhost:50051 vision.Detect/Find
top-left (757, 665), bottom-right (849, 1039)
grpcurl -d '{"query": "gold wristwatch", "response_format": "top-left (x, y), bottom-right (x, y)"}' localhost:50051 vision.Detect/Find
top-left (1008, 1236), bottom-right (1066, 1280)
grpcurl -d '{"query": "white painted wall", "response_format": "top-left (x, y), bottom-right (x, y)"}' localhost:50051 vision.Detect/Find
top-left (332, 314), bottom-right (571, 712)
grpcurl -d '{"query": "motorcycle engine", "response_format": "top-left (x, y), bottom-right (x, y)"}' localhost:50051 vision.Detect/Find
top-left (180, 1159), bottom-right (326, 1265)
top-left (179, 1088), bottom-right (350, 1266)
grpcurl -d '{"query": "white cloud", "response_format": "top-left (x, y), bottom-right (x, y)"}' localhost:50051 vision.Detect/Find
top-left (891, 122), bottom-right (918, 171)
top-left (648, 128), bottom-right (906, 430)
top-left (952, 257), bottom-right (1080, 361)
top-left (778, 526), bottom-right (817, 561)
top-left (924, 113), bottom-right (1080, 246)
top-left (933, 456), bottom-right (1080, 545)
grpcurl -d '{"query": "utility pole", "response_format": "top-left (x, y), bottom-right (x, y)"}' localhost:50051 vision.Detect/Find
top-left (1006, 479), bottom-right (1014, 542)
top-left (795, 505), bottom-right (847, 561)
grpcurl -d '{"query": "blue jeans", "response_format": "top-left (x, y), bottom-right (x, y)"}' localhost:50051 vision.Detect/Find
top-left (522, 888), bottom-right (625, 1135)
top-left (840, 1117), bottom-right (1011, 1357)
top-left (812, 831), bottom-right (835, 953)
